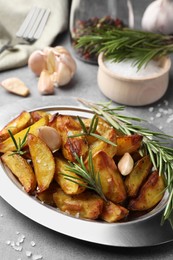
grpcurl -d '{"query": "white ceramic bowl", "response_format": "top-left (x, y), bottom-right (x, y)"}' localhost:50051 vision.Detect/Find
top-left (97, 53), bottom-right (171, 106)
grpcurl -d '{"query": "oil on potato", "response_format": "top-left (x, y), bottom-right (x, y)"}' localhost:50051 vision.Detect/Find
top-left (27, 133), bottom-right (55, 192)
top-left (1, 151), bottom-right (36, 192)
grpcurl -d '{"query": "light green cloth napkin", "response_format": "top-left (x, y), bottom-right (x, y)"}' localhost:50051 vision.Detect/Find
top-left (0, 0), bottom-right (69, 71)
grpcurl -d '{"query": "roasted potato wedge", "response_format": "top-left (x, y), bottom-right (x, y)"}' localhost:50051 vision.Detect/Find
top-left (37, 182), bottom-right (59, 206)
top-left (30, 110), bottom-right (52, 123)
top-left (100, 201), bottom-right (129, 223)
top-left (128, 171), bottom-right (165, 211)
top-left (91, 151), bottom-right (126, 203)
top-left (53, 188), bottom-right (103, 220)
top-left (125, 155), bottom-right (153, 197)
top-left (116, 134), bottom-right (143, 156)
top-left (90, 128), bottom-right (117, 158)
top-left (0, 111), bottom-right (31, 142)
top-left (50, 114), bottom-right (88, 162)
top-left (54, 155), bottom-right (85, 195)
top-left (27, 133), bottom-right (55, 192)
top-left (0, 116), bottom-right (49, 153)
top-left (1, 151), bottom-right (36, 192)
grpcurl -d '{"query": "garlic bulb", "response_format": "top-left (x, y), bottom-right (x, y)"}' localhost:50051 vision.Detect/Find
top-left (28, 46), bottom-right (77, 94)
top-left (141, 0), bottom-right (173, 34)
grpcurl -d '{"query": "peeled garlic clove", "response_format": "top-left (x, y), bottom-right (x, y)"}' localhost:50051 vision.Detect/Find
top-left (118, 152), bottom-right (134, 176)
top-left (59, 53), bottom-right (77, 76)
top-left (38, 70), bottom-right (54, 95)
top-left (141, 0), bottom-right (173, 34)
top-left (46, 50), bottom-right (57, 74)
top-left (28, 50), bottom-right (46, 76)
top-left (1, 77), bottom-right (30, 97)
top-left (38, 126), bottom-right (62, 152)
top-left (54, 61), bottom-right (73, 86)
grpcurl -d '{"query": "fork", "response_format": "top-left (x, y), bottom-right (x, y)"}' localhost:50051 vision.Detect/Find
top-left (0, 6), bottom-right (51, 53)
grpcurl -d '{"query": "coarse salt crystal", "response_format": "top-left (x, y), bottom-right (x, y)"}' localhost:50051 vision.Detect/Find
top-left (26, 250), bottom-right (32, 257)
top-left (32, 254), bottom-right (43, 260)
top-left (104, 59), bottom-right (162, 78)
top-left (31, 241), bottom-right (36, 247)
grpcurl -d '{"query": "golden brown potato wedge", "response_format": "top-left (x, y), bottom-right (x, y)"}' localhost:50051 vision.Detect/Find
top-left (1, 151), bottom-right (36, 192)
top-left (53, 188), bottom-right (103, 220)
top-left (27, 133), bottom-right (55, 192)
top-left (0, 116), bottom-right (49, 153)
top-left (50, 114), bottom-right (88, 162)
top-left (90, 128), bottom-right (117, 158)
top-left (91, 151), bottom-right (126, 204)
top-left (100, 201), bottom-right (129, 223)
top-left (128, 171), bottom-right (165, 211)
top-left (54, 155), bottom-right (85, 195)
top-left (125, 155), bottom-right (153, 197)
top-left (30, 110), bottom-right (51, 123)
top-left (116, 134), bottom-right (143, 156)
top-left (0, 111), bottom-right (32, 142)
top-left (37, 181), bottom-right (59, 206)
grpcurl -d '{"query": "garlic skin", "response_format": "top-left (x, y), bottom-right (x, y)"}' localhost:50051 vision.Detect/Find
top-left (38, 126), bottom-right (62, 152)
top-left (38, 70), bottom-right (54, 95)
top-left (118, 152), bottom-right (134, 176)
top-left (141, 0), bottom-right (173, 34)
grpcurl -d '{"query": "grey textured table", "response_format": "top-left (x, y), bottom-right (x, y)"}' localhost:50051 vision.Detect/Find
top-left (1, 1), bottom-right (173, 259)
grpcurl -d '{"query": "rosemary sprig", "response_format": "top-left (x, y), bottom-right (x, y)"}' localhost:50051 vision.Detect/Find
top-left (68, 115), bottom-right (116, 147)
top-left (76, 26), bottom-right (173, 69)
top-left (63, 151), bottom-right (107, 201)
top-left (8, 127), bottom-right (30, 156)
top-left (78, 98), bottom-right (173, 226)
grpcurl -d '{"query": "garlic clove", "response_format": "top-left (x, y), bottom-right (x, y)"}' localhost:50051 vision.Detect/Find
top-left (118, 152), bottom-right (134, 176)
top-left (46, 50), bottom-right (57, 74)
top-left (54, 61), bottom-right (73, 86)
top-left (38, 70), bottom-right (54, 95)
top-left (1, 77), bottom-right (30, 97)
top-left (38, 126), bottom-right (62, 152)
top-left (53, 46), bottom-right (70, 55)
top-left (59, 53), bottom-right (77, 76)
top-left (28, 50), bottom-right (46, 76)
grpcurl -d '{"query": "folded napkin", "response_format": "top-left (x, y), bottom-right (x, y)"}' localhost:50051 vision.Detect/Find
top-left (0, 0), bottom-right (69, 71)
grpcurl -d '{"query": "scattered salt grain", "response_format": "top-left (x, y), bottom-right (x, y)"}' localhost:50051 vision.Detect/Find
top-left (26, 250), bottom-right (32, 257)
top-left (32, 254), bottom-right (43, 260)
top-left (104, 59), bottom-right (162, 78)
top-left (6, 240), bottom-right (11, 245)
top-left (0, 214), bottom-right (3, 217)
top-left (149, 107), bottom-right (154, 112)
top-left (30, 241), bottom-right (36, 247)
top-left (155, 112), bottom-right (162, 118)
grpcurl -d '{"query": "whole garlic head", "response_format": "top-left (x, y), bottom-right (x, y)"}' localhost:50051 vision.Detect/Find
top-left (28, 46), bottom-right (77, 94)
top-left (141, 0), bottom-right (173, 34)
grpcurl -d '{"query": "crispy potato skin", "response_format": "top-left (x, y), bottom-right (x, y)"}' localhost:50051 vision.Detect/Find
top-left (92, 151), bottom-right (127, 204)
top-left (125, 155), bottom-right (153, 197)
top-left (0, 116), bottom-right (49, 153)
top-left (27, 133), bottom-right (55, 192)
top-left (54, 155), bottom-right (85, 195)
top-left (53, 188), bottom-right (103, 220)
top-left (50, 114), bottom-right (88, 162)
top-left (100, 201), bottom-right (129, 223)
top-left (30, 110), bottom-right (51, 123)
top-left (116, 134), bottom-right (143, 156)
top-left (37, 182), bottom-right (59, 206)
top-left (0, 111), bottom-right (32, 142)
top-left (1, 151), bottom-right (36, 192)
top-left (90, 128), bottom-right (117, 158)
top-left (128, 171), bottom-right (165, 211)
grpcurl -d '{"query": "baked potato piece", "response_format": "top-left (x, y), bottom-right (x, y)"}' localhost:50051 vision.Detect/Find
top-left (0, 116), bottom-right (49, 153)
top-left (53, 188), bottom-right (103, 220)
top-left (0, 111), bottom-right (31, 142)
top-left (27, 133), bottom-right (55, 192)
top-left (1, 151), bottom-right (36, 192)
top-left (37, 181), bottom-right (59, 206)
top-left (91, 151), bottom-right (126, 204)
top-left (54, 155), bottom-right (85, 195)
top-left (128, 171), bottom-right (165, 211)
top-left (50, 114), bottom-right (88, 162)
top-left (30, 110), bottom-right (51, 123)
top-left (100, 201), bottom-right (129, 223)
top-left (125, 155), bottom-right (153, 197)
top-left (90, 128), bottom-right (117, 158)
top-left (116, 134), bottom-right (143, 156)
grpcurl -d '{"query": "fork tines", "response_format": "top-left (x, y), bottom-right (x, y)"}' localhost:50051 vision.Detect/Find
top-left (16, 6), bottom-right (51, 42)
